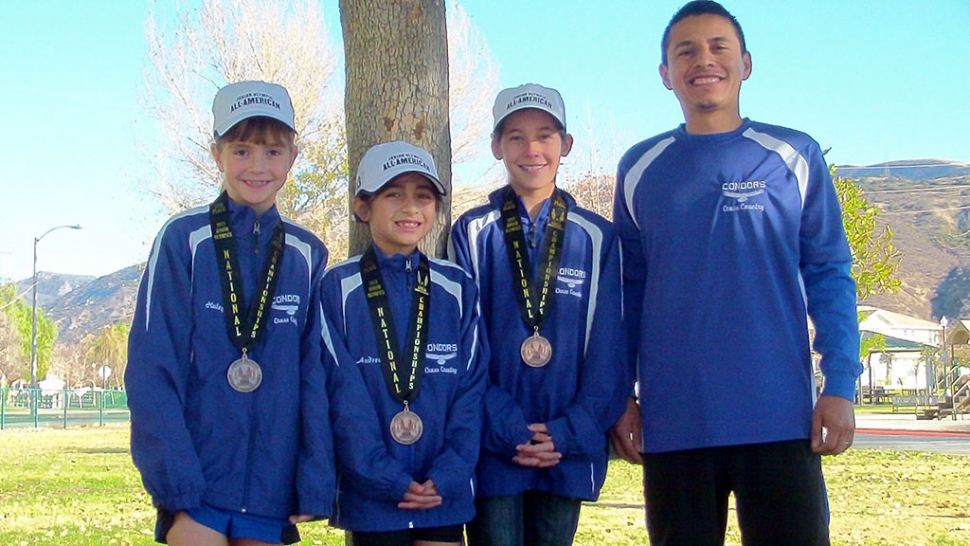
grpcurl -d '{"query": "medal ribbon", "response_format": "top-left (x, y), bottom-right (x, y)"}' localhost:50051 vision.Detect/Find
top-left (500, 187), bottom-right (567, 334)
top-left (209, 191), bottom-right (285, 354)
top-left (361, 246), bottom-right (431, 405)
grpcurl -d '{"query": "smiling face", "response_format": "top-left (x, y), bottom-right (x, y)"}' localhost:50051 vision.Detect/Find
top-left (660, 13), bottom-right (752, 133)
top-left (211, 122), bottom-right (298, 215)
top-left (492, 108), bottom-right (573, 209)
top-left (353, 173), bottom-right (440, 257)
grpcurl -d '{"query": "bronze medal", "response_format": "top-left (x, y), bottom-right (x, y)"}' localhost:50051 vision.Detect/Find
top-left (361, 249), bottom-right (432, 442)
top-left (227, 355), bottom-right (262, 393)
top-left (389, 408), bottom-right (424, 445)
top-left (520, 333), bottom-right (552, 368)
top-left (500, 189), bottom-right (567, 369)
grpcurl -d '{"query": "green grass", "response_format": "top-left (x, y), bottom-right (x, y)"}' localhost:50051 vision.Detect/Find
top-left (855, 403), bottom-right (917, 415)
top-left (1, 425), bottom-right (969, 545)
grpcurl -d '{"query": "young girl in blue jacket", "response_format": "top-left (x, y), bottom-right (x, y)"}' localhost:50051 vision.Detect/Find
top-left (321, 141), bottom-right (487, 546)
top-left (126, 81), bottom-right (334, 546)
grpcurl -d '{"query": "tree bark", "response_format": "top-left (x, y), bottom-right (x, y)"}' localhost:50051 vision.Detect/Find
top-left (340, 0), bottom-right (452, 257)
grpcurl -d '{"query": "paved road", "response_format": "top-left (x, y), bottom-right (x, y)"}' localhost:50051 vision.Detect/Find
top-left (853, 412), bottom-right (970, 455)
top-left (854, 431), bottom-right (970, 455)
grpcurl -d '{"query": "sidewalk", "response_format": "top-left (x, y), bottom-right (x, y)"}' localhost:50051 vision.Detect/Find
top-left (856, 411), bottom-right (970, 437)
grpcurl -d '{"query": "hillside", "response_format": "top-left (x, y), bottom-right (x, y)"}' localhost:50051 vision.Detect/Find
top-left (836, 159), bottom-right (970, 181)
top-left (852, 173), bottom-right (970, 320)
top-left (16, 273), bottom-right (96, 310)
top-left (47, 265), bottom-right (143, 346)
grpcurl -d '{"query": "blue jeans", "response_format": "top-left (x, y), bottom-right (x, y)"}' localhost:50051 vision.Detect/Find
top-left (467, 491), bottom-right (582, 546)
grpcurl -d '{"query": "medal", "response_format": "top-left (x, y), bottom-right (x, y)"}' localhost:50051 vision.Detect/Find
top-left (361, 248), bottom-right (432, 445)
top-left (521, 332), bottom-right (553, 368)
top-left (500, 189), bottom-right (567, 368)
top-left (209, 192), bottom-right (285, 393)
top-left (389, 406), bottom-right (424, 445)
top-left (227, 353), bottom-right (263, 393)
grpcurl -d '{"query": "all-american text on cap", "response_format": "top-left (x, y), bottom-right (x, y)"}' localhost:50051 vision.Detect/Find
top-left (492, 83), bottom-right (567, 133)
top-left (355, 141), bottom-right (446, 197)
top-left (212, 81), bottom-right (296, 138)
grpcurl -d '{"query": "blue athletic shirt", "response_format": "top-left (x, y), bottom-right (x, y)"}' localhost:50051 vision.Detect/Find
top-left (126, 200), bottom-right (335, 522)
top-left (449, 188), bottom-right (629, 501)
top-left (614, 119), bottom-right (862, 454)
top-left (320, 247), bottom-right (487, 533)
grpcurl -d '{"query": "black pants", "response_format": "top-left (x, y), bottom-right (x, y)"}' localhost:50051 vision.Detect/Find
top-left (643, 440), bottom-right (830, 546)
top-left (347, 524), bottom-right (465, 546)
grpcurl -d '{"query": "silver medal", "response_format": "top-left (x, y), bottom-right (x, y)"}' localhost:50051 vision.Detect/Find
top-left (389, 408), bottom-right (424, 445)
top-left (227, 355), bottom-right (263, 393)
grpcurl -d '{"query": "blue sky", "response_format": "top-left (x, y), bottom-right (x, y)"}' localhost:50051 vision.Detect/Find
top-left (2, 0), bottom-right (968, 283)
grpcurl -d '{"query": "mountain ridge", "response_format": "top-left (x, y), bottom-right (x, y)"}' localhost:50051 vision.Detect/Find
top-left (835, 159), bottom-right (970, 181)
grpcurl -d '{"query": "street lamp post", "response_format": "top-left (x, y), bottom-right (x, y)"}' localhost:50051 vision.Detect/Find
top-left (30, 224), bottom-right (82, 389)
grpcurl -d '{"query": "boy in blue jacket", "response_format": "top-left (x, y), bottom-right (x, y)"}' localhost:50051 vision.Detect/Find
top-left (126, 80), bottom-right (334, 546)
top-left (449, 84), bottom-right (628, 546)
top-left (321, 141), bottom-right (487, 546)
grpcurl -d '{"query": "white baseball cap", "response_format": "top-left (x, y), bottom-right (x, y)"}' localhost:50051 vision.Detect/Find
top-left (212, 81), bottom-right (296, 138)
top-left (492, 83), bottom-right (567, 133)
top-left (355, 141), bottom-right (446, 196)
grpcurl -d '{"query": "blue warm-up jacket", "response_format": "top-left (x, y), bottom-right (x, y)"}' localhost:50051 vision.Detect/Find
top-left (126, 200), bottom-right (334, 522)
top-left (449, 187), bottom-right (628, 501)
top-left (321, 247), bottom-right (487, 532)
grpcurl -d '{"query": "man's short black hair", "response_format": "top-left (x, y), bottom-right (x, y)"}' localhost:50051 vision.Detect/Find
top-left (661, 0), bottom-right (746, 65)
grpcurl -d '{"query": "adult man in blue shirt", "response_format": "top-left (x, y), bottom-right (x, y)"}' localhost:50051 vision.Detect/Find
top-left (610, 2), bottom-right (862, 544)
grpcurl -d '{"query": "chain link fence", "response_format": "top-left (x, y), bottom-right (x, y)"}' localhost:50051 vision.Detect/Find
top-left (0, 387), bottom-right (129, 429)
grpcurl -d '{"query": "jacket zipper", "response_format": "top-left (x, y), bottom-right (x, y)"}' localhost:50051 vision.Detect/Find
top-left (406, 258), bottom-right (413, 291)
top-left (241, 216), bottom-right (260, 511)
top-left (253, 219), bottom-right (260, 255)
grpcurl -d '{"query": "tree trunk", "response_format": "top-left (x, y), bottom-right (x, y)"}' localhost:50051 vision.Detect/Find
top-left (340, 0), bottom-right (452, 257)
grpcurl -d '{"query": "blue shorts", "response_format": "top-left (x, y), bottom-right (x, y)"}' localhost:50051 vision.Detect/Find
top-left (181, 504), bottom-right (295, 544)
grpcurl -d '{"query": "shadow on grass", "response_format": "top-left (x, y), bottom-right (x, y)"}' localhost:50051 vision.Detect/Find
top-left (586, 501), bottom-right (645, 509)
top-left (67, 447), bottom-right (130, 455)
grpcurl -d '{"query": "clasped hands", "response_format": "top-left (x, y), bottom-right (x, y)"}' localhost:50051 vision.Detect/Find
top-left (513, 423), bottom-right (562, 468)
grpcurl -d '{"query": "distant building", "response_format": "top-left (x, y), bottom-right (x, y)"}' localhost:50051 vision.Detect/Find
top-left (857, 306), bottom-right (943, 391)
